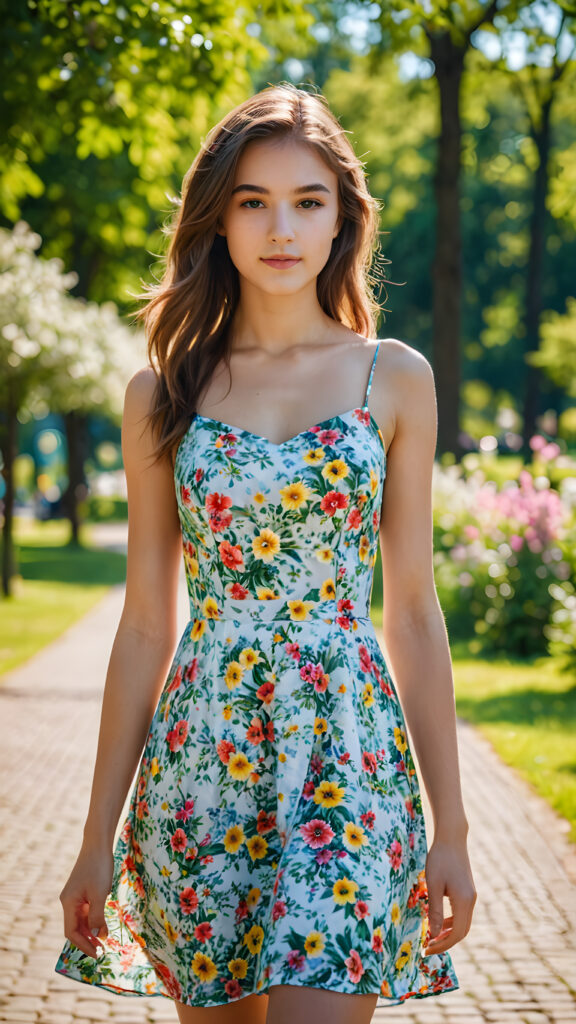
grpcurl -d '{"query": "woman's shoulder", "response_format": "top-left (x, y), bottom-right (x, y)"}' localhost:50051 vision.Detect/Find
top-left (124, 365), bottom-right (160, 416)
top-left (376, 337), bottom-right (432, 374)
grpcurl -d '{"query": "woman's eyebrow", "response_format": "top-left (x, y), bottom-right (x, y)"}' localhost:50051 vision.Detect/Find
top-left (230, 183), bottom-right (332, 195)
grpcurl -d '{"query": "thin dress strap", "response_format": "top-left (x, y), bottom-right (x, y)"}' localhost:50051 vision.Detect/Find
top-left (362, 342), bottom-right (381, 409)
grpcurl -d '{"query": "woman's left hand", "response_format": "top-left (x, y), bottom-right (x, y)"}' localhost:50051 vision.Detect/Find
top-left (423, 837), bottom-right (477, 955)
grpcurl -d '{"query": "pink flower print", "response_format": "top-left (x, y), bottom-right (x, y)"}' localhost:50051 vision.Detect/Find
top-left (315, 848), bottom-right (333, 864)
top-left (299, 818), bottom-right (335, 849)
top-left (314, 427), bottom-right (342, 446)
top-left (387, 838), bottom-right (403, 870)
top-left (354, 900), bottom-right (370, 919)
top-left (344, 948), bottom-right (365, 983)
top-left (358, 644), bottom-right (372, 673)
top-left (272, 899), bottom-right (288, 921)
top-left (287, 949), bottom-right (306, 972)
top-left (361, 751), bottom-right (378, 774)
top-left (175, 799), bottom-right (195, 822)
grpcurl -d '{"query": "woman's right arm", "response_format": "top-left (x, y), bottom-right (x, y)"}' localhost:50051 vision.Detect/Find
top-left (59, 367), bottom-right (184, 957)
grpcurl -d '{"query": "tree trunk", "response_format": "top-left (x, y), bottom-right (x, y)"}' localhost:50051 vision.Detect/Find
top-left (430, 32), bottom-right (466, 460)
top-left (0, 401), bottom-right (18, 598)
top-left (521, 96), bottom-right (553, 455)
top-left (62, 410), bottom-right (89, 546)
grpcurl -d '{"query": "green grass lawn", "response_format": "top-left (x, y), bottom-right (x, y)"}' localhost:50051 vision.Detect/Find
top-left (451, 644), bottom-right (576, 844)
top-left (0, 518), bottom-right (126, 676)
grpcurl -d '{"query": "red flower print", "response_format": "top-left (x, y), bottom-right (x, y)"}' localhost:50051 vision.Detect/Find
top-left (354, 900), bottom-right (370, 919)
top-left (168, 665), bottom-right (183, 692)
top-left (373, 507), bottom-right (380, 530)
top-left (199, 832), bottom-right (211, 847)
top-left (179, 886), bottom-right (199, 914)
top-left (309, 753), bottom-right (324, 774)
top-left (315, 848), bottom-right (332, 864)
top-left (372, 931), bottom-right (384, 953)
top-left (235, 899), bottom-right (249, 921)
top-left (224, 979), bottom-right (243, 999)
top-left (246, 717), bottom-right (265, 745)
top-left (227, 582), bottom-right (250, 600)
top-left (194, 467), bottom-right (204, 483)
top-left (405, 797), bottom-right (415, 820)
top-left (171, 829), bottom-right (188, 853)
top-left (360, 810), bottom-right (376, 830)
top-left (287, 949), bottom-right (306, 972)
top-left (358, 645), bottom-right (372, 674)
top-left (217, 739), bottom-right (235, 764)
top-left (219, 539), bottom-right (244, 570)
top-left (338, 751), bottom-right (351, 765)
top-left (361, 751), bottom-right (378, 774)
top-left (175, 799), bottom-right (195, 822)
top-left (205, 491), bottom-right (233, 532)
top-left (166, 719), bottom-right (189, 752)
top-left (320, 491), bottom-right (349, 516)
top-left (256, 681), bottom-right (275, 704)
top-left (409, 831), bottom-right (415, 849)
top-left (302, 780), bottom-right (316, 800)
top-left (355, 407), bottom-right (371, 426)
top-left (133, 876), bottom-right (145, 899)
top-left (194, 921), bottom-right (213, 941)
top-left (265, 720), bottom-right (275, 742)
top-left (344, 948), bottom-right (365, 983)
top-left (256, 809), bottom-right (277, 834)
top-left (346, 507), bottom-right (362, 531)
top-left (154, 963), bottom-right (182, 1000)
top-left (185, 659), bottom-right (199, 683)
top-left (387, 838), bottom-right (403, 870)
top-left (180, 484), bottom-right (192, 506)
top-left (299, 818), bottom-right (335, 849)
top-left (272, 899), bottom-right (287, 921)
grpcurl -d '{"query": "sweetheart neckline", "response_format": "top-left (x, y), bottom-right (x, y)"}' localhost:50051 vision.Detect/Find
top-left (175, 406), bottom-right (387, 463)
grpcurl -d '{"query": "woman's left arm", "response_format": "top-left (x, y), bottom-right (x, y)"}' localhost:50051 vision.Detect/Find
top-left (374, 341), bottom-right (477, 956)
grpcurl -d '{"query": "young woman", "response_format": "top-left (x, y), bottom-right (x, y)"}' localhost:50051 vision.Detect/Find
top-left (56, 83), bottom-right (476, 1024)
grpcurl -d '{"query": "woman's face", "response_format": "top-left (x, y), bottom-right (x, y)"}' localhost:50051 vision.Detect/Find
top-left (217, 136), bottom-right (341, 297)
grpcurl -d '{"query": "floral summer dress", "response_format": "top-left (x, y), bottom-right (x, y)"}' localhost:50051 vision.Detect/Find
top-left (55, 341), bottom-right (460, 1008)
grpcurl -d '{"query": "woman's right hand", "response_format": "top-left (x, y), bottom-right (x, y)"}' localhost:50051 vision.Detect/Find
top-left (59, 842), bottom-right (114, 958)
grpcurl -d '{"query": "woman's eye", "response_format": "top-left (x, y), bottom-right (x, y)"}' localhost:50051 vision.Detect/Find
top-left (239, 199), bottom-right (323, 209)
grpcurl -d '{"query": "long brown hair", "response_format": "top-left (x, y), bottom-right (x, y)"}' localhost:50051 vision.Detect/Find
top-left (131, 82), bottom-right (391, 466)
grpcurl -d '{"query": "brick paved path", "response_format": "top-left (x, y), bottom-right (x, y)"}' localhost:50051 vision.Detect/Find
top-left (1, 522), bottom-right (575, 1023)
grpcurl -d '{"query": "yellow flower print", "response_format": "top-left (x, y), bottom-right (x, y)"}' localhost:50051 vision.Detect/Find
top-left (343, 821), bottom-right (368, 851)
top-left (333, 877), bottom-right (359, 905)
top-left (185, 553), bottom-right (199, 578)
top-left (278, 752), bottom-right (287, 762)
top-left (246, 887), bottom-right (261, 909)
top-left (313, 779), bottom-right (346, 808)
top-left (191, 951), bottom-right (218, 982)
top-left (253, 492), bottom-right (266, 505)
top-left (190, 618), bottom-right (206, 642)
top-left (164, 918), bottom-right (179, 944)
top-left (362, 681), bottom-right (375, 707)
top-left (394, 727), bottom-right (407, 753)
top-left (222, 705), bottom-right (233, 720)
top-left (304, 930), bottom-right (326, 957)
top-left (395, 940), bottom-right (412, 972)
top-left (239, 647), bottom-right (262, 669)
top-left (314, 717), bottom-right (328, 735)
top-left (370, 468), bottom-right (379, 496)
top-left (150, 757), bottom-right (160, 777)
top-left (227, 752), bottom-right (254, 780)
top-left (256, 587), bottom-right (279, 600)
top-left (224, 825), bottom-right (245, 853)
top-left (315, 545), bottom-right (334, 562)
top-left (228, 957), bottom-right (248, 979)
top-left (252, 528), bottom-right (281, 562)
top-left (202, 596), bottom-right (220, 619)
top-left (246, 835), bottom-right (268, 860)
top-left (279, 480), bottom-right (314, 510)
top-left (391, 902), bottom-right (401, 926)
top-left (287, 599), bottom-right (316, 621)
top-left (303, 447), bottom-right (325, 464)
top-left (225, 661), bottom-right (244, 690)
top-left (244, 924), bottom-right (264, 955)
top-left (321, 458), bottom-right (349, 483)
top-left (358, 535), bottom-right (371, 563)
top-left (319, 578), bottom-right (336, 600)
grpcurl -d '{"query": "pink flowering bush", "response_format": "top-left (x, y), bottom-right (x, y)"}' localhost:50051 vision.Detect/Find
top-left (433, 444), bottom-right (575, 658)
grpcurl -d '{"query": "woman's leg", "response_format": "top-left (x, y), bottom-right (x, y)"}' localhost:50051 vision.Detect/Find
top-left (174, 992), bottom-right (269, 1024)
top-left (266, 984), bottom-right (379, 1024)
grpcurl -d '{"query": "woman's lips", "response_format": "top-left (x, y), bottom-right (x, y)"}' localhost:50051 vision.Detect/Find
top-left (261, 257), bottom-right (302, 269)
